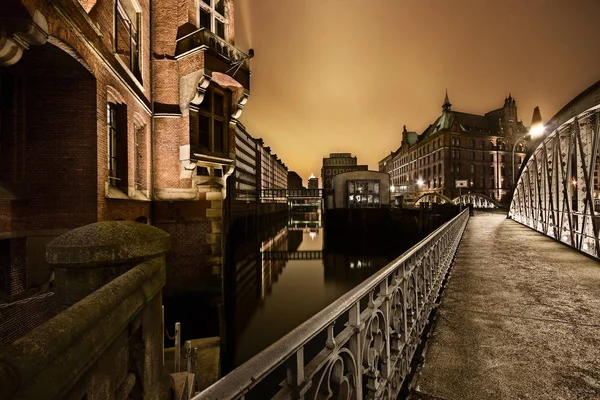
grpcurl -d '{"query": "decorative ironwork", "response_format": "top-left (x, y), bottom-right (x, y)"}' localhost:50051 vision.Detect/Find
top-left (509, 82), bottom-right (600, 258)
top-left (262, 251), bottom-right (323, 260)
top-left (194, 209), bottom-right (469, 400)
top-left (414, 193), bottom-right (453, 206)
top-left (175, 27), bottom-right (250, 66)
top-left (414, 193), bottom-right (499, 209)
top-left (261, 188), bottom-right (323, 199)
top-left (453, 193), bottom-right (499, 209)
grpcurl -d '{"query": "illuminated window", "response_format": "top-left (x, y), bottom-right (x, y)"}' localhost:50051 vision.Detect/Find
top-left (199, 0), bottom-right (228, 39)
top-left (348, 180), bottom-right (380, 208)
top-left (115, 0), bottom-right (142, 81)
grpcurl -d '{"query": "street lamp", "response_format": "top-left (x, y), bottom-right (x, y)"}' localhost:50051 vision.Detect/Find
top-left (512, 106), bottom-right (544, 187)
top-left (390, 185), bottom-right (396, 193)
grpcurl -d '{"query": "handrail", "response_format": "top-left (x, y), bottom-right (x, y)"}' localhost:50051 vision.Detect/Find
top-left (195, 208), bottom-right (469, 399)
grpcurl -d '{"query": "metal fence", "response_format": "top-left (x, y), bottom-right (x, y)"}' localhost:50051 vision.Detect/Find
top-left (194, 209), bottom-right (469, 400)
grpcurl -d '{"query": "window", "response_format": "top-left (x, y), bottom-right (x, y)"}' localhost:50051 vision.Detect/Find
top-left (348, 180), bottom-right (380, 208)
top-left (471, 151), bottom-right (475, 160)
top-left (107, 103), bottom-right (128, 189)
top-left (470, 139), bottom-right (475, 148)
top-left (134, 124), bottom-right (146, 190)
top-left (470, 164), bottom-right (475, 174)
top-left (115, 0), bottom-right (141, 81)
top-left (501, 155), bottom-right (506, 162)
top-left (190, 86), bottom-right (230, 155)
top-left (200, 0), bottom-right (228, 39)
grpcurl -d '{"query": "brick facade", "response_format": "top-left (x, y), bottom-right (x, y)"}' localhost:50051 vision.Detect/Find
top-left (1, 0), bottom-right (251, 342)
top-left (379, 93), bottom-right (530, 203)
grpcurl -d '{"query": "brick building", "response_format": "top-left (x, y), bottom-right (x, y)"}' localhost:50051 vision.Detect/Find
top-left (321, 153), bottom-right (368, 190)
top-left (379, 92), bottom-right (530, 203)
top-left (0, 0), bottom-right (250, 341)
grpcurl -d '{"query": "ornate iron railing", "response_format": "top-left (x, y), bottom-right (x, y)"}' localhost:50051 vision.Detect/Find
top-left (414, 193), bottom-right (499, 209)
top-left (175, 27), bottom-right (250, 69)
top-left (509, 80), bottom-right (600, 258)
top-left (194, 209), bottom-right (469, 400)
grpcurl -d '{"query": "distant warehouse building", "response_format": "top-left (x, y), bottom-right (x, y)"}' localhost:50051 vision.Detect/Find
top-left (326, 171), bottom-right (391, 209)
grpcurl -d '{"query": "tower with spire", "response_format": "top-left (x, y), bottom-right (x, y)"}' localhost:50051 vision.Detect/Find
top-left (503, 93), bottom-right (518, 137)
top-left (442, 89), bottom-right (452, 112)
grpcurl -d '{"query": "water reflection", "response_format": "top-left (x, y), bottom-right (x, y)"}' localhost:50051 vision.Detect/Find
top-left (224, 222), bottom-right (397, 371)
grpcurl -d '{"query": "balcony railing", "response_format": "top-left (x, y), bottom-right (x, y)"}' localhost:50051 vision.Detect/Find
top-left (194, 208), bottom-right (469, 399)
top-left (175, 27), bottom-right (250, 70)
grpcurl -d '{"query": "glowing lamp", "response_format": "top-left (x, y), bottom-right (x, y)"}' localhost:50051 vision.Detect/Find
top-left (417, 179), bottom-right (424, 186)
top-left (529, 106), bottom-right (544, 139)
top-left (390, 185), bottom-right (396, 192)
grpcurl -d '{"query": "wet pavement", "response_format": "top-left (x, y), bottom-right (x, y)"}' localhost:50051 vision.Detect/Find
top-left (411, 214), bottom-right (600, 400)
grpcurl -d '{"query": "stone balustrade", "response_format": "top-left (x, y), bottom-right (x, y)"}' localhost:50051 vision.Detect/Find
top-left (0, 221), bottom-right (171, 400)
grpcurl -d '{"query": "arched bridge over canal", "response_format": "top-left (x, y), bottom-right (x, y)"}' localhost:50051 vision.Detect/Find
top-left (414, 192), bottom-right (502, 209)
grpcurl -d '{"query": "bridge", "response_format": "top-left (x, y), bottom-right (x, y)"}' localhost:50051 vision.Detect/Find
top-left (262, 250), bottom-right (323, 260)
top-left (195, 82), bottom-right (600, 399)
top-left (414, 192), bottom-right (501, 209)
top-left (261, 188), bottom-right (323, 200)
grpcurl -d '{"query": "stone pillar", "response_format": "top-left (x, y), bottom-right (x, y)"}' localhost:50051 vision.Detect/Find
top-left (46, 221), bottom-right (170, 307)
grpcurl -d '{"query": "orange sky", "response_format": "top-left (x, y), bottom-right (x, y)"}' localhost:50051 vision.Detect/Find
top-left (234, 0), bottom-right (600, 186)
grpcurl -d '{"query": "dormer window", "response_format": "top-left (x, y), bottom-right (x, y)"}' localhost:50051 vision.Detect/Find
top-left (115, 0), bottom-right (142, 81)
top-left (200, 0), bottom-right (227, 39)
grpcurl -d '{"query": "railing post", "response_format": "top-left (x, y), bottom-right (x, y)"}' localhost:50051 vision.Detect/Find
top-left (175, 322), bottom-right (181, 372)
top-left (186, 340), bottom-right (192, 373)
top-left (348, 302), bottom-right (363, 399)
top-left (286, 347), bottom-right (306, 398)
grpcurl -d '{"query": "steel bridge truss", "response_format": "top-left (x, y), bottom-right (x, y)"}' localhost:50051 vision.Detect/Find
top-left (414, 193), bottom-right (499, 209)
top-left (194, 210), bottom-right (469, 400)
top-left (509, 105), bottom-right (600, 258)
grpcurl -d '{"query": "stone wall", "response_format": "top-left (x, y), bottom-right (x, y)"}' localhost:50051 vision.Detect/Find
top-left (0, 221), bottom-right (172, 400)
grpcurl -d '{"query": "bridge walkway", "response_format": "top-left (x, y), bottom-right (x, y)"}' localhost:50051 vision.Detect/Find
top-left (411, 214), bottom-right (600, 400)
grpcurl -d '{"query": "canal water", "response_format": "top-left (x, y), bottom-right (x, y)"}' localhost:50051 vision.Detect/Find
top-left (221, 212), bottom-right (424, 373)
top-left (162, 208), bottom-right (444, 378)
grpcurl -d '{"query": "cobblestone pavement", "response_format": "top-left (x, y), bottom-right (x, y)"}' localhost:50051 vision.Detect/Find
top-left (410, 214), bottom-right (600, 400)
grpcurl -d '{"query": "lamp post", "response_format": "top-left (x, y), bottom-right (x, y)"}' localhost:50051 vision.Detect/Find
top-left (512, 106), bottom-right (544, 187)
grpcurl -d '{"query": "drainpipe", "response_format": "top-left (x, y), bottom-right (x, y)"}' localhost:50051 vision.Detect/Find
top-left (149, 0), bottom-right (155, 220)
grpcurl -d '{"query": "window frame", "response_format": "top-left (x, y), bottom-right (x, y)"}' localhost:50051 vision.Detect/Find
top-left (107, 103), bottom-right (118, 186)
top-left (199, 0), bottom-right (228, 40)
top-left (191, 85), bottom-right (230, 157)
top-left (114, 0), bottom-right (143, 82)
